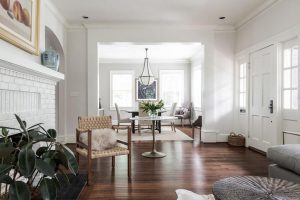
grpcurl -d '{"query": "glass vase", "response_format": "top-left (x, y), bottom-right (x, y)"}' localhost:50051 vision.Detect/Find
top-left (148, 110), bottom-right (158, 118)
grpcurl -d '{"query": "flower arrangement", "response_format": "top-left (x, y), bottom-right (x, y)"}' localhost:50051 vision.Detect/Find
top-left (140, 100), bottom-right (164, 117)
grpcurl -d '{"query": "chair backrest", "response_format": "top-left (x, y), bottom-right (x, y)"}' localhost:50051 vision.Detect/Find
top-left (78, 116), bottom-right (112, 130)
top-left (138, 102), bottom-right (148, 117)
top-left (115, 103), bottom-right (121, 121)
top-left (169, 102), bottom-right (177, 116)
top-left (182, 102), bottom-right (192, 110)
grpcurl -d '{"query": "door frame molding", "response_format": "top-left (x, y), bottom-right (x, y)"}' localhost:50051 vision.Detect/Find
top-left (235, 25), bottom-right (300, 148)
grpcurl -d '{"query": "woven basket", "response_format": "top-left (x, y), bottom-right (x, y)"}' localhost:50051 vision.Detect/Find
top-left (228, 132), bottom-right (245, 147)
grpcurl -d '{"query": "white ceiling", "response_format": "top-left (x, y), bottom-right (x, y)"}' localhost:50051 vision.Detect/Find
top-left (51, 0), bottom-right (275, 27)
top-left (98, 43), bottom-right (203, 61)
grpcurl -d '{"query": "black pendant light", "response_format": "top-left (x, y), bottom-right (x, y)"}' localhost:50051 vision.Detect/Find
top-left (139, 48), bottom-right (155, 85)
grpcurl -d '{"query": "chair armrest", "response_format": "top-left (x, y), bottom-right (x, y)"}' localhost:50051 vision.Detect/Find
top-left (117, 140), bottom-right (128, 145)
top-left (76, 141), bottom-right (88, 149)
top-left (114, 126), bottom-right (131, 150)
top-left (76, 129), bottom-right (92, 158)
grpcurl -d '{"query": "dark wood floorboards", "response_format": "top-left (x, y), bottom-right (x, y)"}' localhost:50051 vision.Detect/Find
top-left (70, 126), bottom-right (268, 200)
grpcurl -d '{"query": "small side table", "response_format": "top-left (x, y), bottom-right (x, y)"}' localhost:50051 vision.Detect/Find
top-left (212, 176), bottom-right (300, 200)
top-left (130, 116), bottom-right (177, 158)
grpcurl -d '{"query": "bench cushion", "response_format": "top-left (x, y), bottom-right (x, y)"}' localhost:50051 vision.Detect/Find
top-left (267, 144), bottom-right (300, 175)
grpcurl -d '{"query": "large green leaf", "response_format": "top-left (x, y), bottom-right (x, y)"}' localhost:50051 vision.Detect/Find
top-left (33, 137), bottom-right (55, 143)
top-left (36, 146), bottom-right (48, 157)
top-left (18, 146), bottom-right (35, 177)
top-left (44, 157), bottom-right (57, 169)
top-left (0, 174), bottom-right (13, 184)
top-left (0, 164), bottom-right (13, 177)
top-left (27, 123), bottom-right (44, 130)
top-left (9, 181), bottom-right (30, 200)
top-left (35, 158), bottom-right (55, 177)
top-left (47, 129), bottom-right (57, 139)
top-left (14, 115), bottom-right (27, 132)
top-left (39, 178), bottom-right (57, 200)
top-left (54, 151), bottom-right (68, 169)
top-left (61, 145), bottom-right (78, 175)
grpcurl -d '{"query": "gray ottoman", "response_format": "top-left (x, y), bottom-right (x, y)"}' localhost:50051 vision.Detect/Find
top-left (212, 176), bottom-right (300, 200)
top-left (267, 144), bottom-right (300, 183)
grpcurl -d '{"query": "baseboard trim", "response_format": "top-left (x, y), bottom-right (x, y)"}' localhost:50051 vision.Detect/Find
top-left (248, 146), bottom-right (267, 156)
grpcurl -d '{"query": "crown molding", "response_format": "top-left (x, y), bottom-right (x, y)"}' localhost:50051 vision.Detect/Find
top-left (66, 22), bottom-right (235, 32)
top-left (236, 0), bottom-right (280, 29)
top-left (99, 58), bottom-right (191, 64)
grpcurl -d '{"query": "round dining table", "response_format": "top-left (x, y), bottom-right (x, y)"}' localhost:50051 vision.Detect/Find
top-left (130, 116), bottom-right (177, 158)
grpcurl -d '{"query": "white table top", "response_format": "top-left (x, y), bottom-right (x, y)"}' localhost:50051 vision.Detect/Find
top-left (130, 116), bottom-right (177, 121)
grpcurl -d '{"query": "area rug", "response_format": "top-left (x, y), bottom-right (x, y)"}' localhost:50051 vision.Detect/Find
top-left (117, 127), bottom-right (193, 141)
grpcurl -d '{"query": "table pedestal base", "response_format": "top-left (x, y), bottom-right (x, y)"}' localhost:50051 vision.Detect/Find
top-left (142, 151), bottom-right (166, 158)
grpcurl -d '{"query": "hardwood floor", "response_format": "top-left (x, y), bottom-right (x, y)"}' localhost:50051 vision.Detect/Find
top-left (73, 126), bottom-right (268, 200)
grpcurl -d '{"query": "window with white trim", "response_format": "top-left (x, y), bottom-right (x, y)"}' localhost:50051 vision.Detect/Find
top-left (283, 42), bottom-right (299, 110)
top-left (110, 70), bottom-right (134, 108)
top-left (159, 70), bottom-right (184, 107)
top-left (282, 41), bottom-right (299, 110)
top-left (239, 63), bottom-right (247, 112)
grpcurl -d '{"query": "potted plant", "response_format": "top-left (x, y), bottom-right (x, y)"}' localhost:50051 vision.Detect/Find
top-left (140, 100), bottom-right (165, 117)
top-left (0, 114), bottom-right (78, 200)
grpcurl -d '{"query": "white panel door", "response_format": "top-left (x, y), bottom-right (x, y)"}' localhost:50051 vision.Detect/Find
top-left (249, 45), bottom-right (277, 152)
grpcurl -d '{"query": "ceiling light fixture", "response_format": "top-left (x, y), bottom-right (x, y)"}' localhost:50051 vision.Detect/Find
top-left (82, 16), bottom-right (89, 19)
top-left (219, 17), bottom-right (226, 19)
top-left (139, 48), bottom-right (155, 86)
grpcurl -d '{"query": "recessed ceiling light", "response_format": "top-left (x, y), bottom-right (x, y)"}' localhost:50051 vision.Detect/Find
top-left (82, 16), bottom-right (89, 19)
top-left (219, 17), bottom-right (226, 20)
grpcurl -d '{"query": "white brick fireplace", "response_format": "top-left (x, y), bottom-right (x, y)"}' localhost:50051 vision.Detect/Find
top-left (0, 55), bottom-right (64, 141)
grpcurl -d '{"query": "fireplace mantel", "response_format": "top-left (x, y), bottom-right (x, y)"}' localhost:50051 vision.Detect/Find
top-left (0, 52), bottom-right (64, 82)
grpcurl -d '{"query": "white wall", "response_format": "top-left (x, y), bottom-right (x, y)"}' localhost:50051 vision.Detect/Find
top-left (99, 61), bottom-right (191, 121)
top-left (66, 29), bottom-right (87, 139)
top-left (65, 25), bottom-right (236, 142)
top-left (236, 0), bottom-right (300, 52)
top-left (214, 31), bottom-right (235, 139)
top-left (235, 0), bottom-right (300, 145)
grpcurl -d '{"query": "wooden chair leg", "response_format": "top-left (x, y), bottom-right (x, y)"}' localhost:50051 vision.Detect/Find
top-left (87, 158), bottom-right (92, 185)
top-left (128, 154), bottom-right (131, 179)
top-left (76, 152), bottom-right (79, 165)
top-left (112, 156), bottom-right (115, 168)
top-left (181, 119), bottom-right (183, 127)
top-left (192, 126), bottom-right (195, 139)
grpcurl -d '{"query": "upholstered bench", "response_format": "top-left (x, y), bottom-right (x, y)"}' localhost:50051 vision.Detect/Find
top-left (267, 144), bottom-right (300, 183)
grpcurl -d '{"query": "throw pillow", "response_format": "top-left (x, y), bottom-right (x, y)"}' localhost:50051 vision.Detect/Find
top-left (80, 128), bottom-right (117, 151)
top-left (175, 109), bottom-right (184, 115)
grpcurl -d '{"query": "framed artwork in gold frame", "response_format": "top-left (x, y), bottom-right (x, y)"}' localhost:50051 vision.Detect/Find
top-left (0, 0), bottom-right (40, 55)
